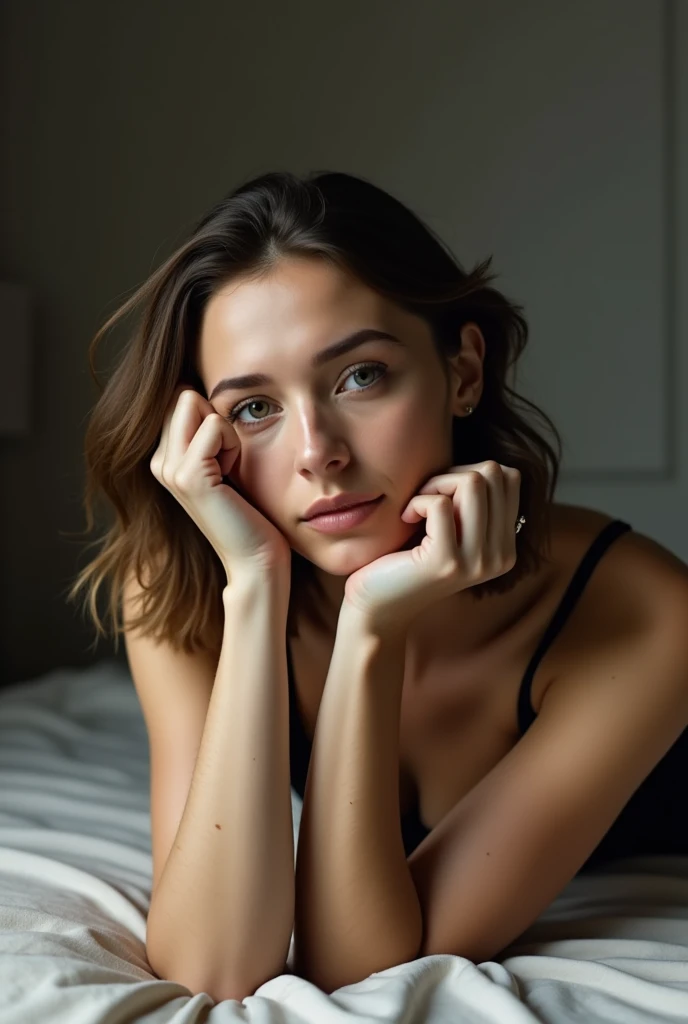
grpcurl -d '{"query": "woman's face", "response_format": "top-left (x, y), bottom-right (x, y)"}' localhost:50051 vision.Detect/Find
top-left (197, 256), bottom-right (478, 590)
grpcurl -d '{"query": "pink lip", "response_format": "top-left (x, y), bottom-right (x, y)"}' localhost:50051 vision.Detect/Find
top-left (304, 496), bottom-right (384, 533)
top-left (304, 493), bottom-right (381, 520)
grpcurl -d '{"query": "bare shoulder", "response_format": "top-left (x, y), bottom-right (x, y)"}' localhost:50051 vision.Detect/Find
top-left (531, 504), bottom-right (688, 711)
top-left (542, 504), bottom-right (688, 711)
top-left (551, 502), bottom-right (688, 610)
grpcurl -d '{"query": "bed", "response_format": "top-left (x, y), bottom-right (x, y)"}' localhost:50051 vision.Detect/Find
top-left (1, 658), bottom-right (688, 1022)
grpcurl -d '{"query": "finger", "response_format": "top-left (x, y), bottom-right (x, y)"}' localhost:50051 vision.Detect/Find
top-left (477, 462), bottom-right (507, 554)
top-left (155, 385), bottom-right (193, 472)
top-left (184, 412), bottom-right (241, 482)
top-left (413, 473), bottom-right (464, 536)
top-left (417, 472), bottom-right (460, 496)
top-left (411, 474), bottom-right (459, 528)
top-left (164, 389), bottom-right (207, 471)
top-left (453, 471), bottom-right (488, 558)
top-left (419, 463), bottom-right (521, 567)
top-left (417, 463), bottom-right (496, 492)
top-left (406, 471), bottom-right (488, 554)
top-left (405, 494), bottom-right (459, 563)
top-left (416, 474), bottom-right (460, 497)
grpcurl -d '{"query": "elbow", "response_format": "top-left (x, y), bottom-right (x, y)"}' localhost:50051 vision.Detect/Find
top-left (293, 936), bottom-right (421, 995)
top-left (203, 962), bottom-right (291, 1004)
top-left (146, 933), bottom-right (288, 1003)
top-left (145, 897), bottom-right (293, 1002)
top-left (145, 942), bottom-right (217, 1001)
top-left (147, 947), bottom-right (281, 1004)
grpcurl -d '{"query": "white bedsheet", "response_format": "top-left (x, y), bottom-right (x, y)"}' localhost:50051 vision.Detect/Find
top-left (1, 658), bottom-right (688, 1022)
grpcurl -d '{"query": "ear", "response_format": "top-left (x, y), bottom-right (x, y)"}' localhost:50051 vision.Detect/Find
top-left (445, 322), bottom-right (485, 416)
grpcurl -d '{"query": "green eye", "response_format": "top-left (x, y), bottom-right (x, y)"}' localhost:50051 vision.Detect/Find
top-left (227, 361), bottom-right (387, 428)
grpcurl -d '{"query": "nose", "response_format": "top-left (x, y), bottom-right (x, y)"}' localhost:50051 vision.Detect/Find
top-left (292, 399), bottom-right (351, 477)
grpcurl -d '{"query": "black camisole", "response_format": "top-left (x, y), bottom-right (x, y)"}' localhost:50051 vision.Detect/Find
top-left (288, 519), bottom-right (688, 872)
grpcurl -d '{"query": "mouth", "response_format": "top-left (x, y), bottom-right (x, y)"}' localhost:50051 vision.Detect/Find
top-left (303, 495), bottom-right (385, 532)
top-left (302, 494), bottom-right (383, 521)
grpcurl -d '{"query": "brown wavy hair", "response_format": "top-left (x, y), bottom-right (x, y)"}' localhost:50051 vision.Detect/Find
top-left (66, 169), bottom-right (562, 658)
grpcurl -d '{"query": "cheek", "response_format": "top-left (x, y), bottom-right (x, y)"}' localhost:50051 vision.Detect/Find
top-left (227, 450), bottom-right (284, 518)
top-left (373, 394), bottom-right (449, 474)
top-left (248, 460), bottom-right (290, 512)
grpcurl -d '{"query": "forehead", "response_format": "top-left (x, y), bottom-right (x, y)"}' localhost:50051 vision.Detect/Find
top-left (201, 259), bottom-right (384, 346)
top-left (196, 257), bottom-right (421, 382)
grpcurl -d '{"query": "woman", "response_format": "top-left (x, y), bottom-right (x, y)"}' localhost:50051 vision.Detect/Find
top-left (68, 170), bottom-right (688, 1001)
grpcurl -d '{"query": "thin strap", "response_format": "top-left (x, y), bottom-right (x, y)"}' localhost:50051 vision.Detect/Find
top-left (517, 519), bottom-right (632, 735)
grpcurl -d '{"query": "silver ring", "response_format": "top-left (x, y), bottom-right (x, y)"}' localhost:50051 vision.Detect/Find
top-left (515, 515), bottom-right (526, 534)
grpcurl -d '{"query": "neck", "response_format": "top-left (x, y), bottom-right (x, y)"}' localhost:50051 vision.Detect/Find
top-left (307, 560), bottom-right (546, 663)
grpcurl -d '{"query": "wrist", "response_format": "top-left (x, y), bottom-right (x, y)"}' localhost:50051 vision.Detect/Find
top-left (223, 564), bottom-right (291, 603)
top-left (339, 596), bottom-right (410, 644)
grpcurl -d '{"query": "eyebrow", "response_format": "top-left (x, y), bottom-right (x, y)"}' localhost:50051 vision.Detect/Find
top-left (208, 328), bottom-right (404, 401)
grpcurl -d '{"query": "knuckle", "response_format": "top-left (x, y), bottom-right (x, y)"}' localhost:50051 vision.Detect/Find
top-left (170, 388), bottom-right (194, 415)
top-left (439, 557), bottom-right (461, 581)
top-left (171, 466), bottom-right (190, 491)
top-left (167, 388), bottom-right (187, 413)
top-left (497, 550), bottom-right (517, 575)
top-left (474, 555), bottom-right (487, 577)
top-left (503, 549), bottom-right (518, 570)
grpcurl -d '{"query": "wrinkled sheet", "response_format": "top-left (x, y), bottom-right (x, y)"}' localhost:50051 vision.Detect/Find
top-left (1, 658), bottom-right (688, 1022)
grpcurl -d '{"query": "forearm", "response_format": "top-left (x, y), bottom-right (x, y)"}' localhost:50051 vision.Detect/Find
top-left (293, 604), bottom-right (423, 993)
top-left (146, 575), bottom-right (294, 1003)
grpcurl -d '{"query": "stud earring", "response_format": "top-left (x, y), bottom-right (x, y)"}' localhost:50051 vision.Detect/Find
top-left (465, 405), bottom-right (474, 415)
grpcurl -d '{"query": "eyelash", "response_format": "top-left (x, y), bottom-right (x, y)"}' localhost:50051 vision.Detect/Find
top-left (226, 361), bottom-right (388, 428)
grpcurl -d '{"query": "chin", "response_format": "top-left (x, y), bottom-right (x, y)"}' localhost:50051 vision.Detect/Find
top-left (295, 523), bottom-right (422, 575)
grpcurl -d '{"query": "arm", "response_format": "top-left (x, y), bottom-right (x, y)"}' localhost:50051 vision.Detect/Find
top-left (293, 603), bottom-right (423, 993)
top-left (145, 574), bottom-right (294, 1003)
top-left (408, 600), bottom-right (688, 963)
